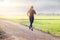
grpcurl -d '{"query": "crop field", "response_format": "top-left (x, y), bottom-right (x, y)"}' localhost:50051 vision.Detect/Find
top-left (0, 15), bottom-right (60, 36)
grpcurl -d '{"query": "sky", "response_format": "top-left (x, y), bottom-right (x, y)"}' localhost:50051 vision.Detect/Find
top-left (0, 0), bottom-right (60, 15)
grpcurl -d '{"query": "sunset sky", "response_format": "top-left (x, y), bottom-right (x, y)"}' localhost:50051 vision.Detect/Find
top-left (0, 0), bottom-right (60, 15)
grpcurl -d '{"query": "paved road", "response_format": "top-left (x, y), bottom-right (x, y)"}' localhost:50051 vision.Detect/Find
top-left (0, 19), bottom-right (60, 40)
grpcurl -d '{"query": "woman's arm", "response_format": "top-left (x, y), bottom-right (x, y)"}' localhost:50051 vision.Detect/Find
top-left (33, 10), bottom-right (36, 14)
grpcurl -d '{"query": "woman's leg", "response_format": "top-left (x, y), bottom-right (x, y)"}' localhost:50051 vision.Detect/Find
top-left (29, 17), bottom-right (34, 31)
top-left (29, 17), bottom-right (32, 29)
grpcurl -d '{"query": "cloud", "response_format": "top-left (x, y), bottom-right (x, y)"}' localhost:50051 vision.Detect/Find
top-left (34, 0), bottom-right (60, 13)
top-left (0, 0), bottom-right (60, 15)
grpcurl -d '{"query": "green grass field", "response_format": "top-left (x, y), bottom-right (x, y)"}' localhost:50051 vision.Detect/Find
top-left (0, 15), bottom-right (60, 36)
top-left (19, 19), bottom-right (60, 36)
